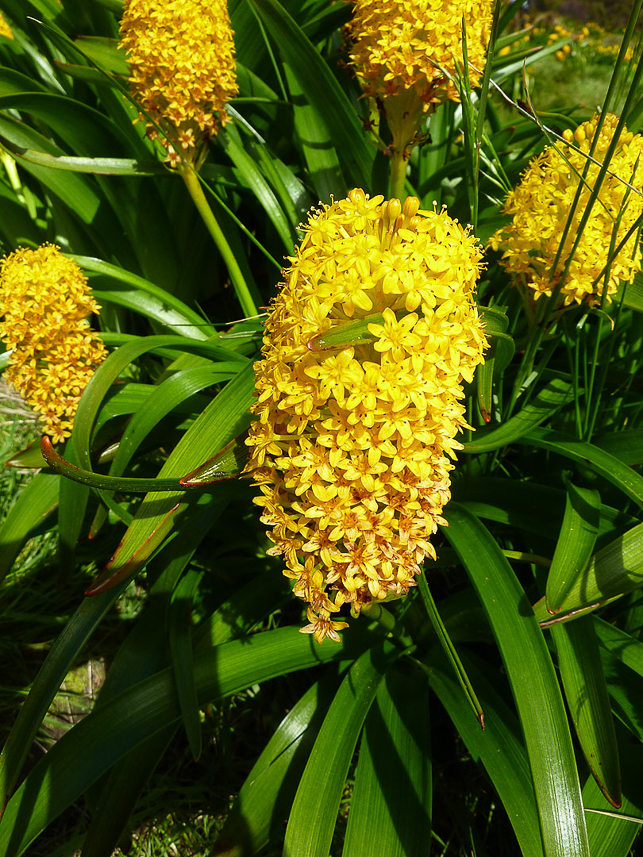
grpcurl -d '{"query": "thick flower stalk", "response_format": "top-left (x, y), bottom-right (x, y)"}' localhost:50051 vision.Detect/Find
top-left (348, 0), bottom-right (493, 191)
top-left (245, 190), bottom-right (487, 643)
top-left (119, 0), bottom-right (238, 166)
top-left (490, 113), bottom-right (643, 307)
top-left (0, 245), bottom-right (107, 442)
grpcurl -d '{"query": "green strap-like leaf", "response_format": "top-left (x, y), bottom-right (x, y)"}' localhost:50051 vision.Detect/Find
top-left (463, 377), bottom-right (575, 453)
top-left (248, 0), bottom-right (374, 191)
top-left (0, 626), bottom-right (370, 857)
top-left (0, 471), bottom-right (59, 583)
top-left (342, 668), bottom-right (431, 857)
top-left (518, 428), bottom-right (643, 510)
top-left (546, 481), bottom-right (601, 612)
top-left (534, 521), bottom-right (643, 623)
top-left (213, 672), bottom-right (342, 857)
top-left (442, 503), bottom-right (590, 857)
top-left (427, 649), bottom-right (544, 857)
top-left (552, 618), bottom-right (621, 807)
top-left (284, 642), bottom-right (398, 857)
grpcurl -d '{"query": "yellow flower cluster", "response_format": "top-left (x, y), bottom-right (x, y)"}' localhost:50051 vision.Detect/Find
top-left (349, 0), bottom-right (493, 127)
top-left (490, 113), bottom-right (643, 307)
top-left (0, 245), bottom-right (107, 442)
top-left (245, 190), bottom-right (487, 643)
top-left (119, 0), bottom-right (238, 166)
top-left (0, 13), bottom-right (13, 39)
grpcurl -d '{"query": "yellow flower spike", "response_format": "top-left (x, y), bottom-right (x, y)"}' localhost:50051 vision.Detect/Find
top-left (348, 0), bottom-right (493, 194)
top-left (245, 190), bottom-right (488, 643)
top-left (0, 245), bottom-right (107, 442)
top-left (489, 112), bottom-right (643, 308)
top-left (119, 0), bottom-right (238, 166)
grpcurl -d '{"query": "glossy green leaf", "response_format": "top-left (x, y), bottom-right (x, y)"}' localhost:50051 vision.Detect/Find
top-left (463, 377), bottom-right (575, 453)
top-left (106, 364), bottom-right (242, 482)
top-left (0, 471), bottom-right (59, 583)
top-left (594, 617), bottom-right (643, 678)
top-left (6, 147), bottom-right (164, 175)
top-left (0, 626), bottom-right (370, 857)
top-left (417, 573), bottom-right (483, 726)
top-left (283, 63), bottom-right (343, 203)
top-left (443, 503), bottom-right (590, 857)
top-left (90, 363), bottom-right (255, 582)
top-left (552, 618), bottom-right (621, 807)
top-left (519, 428), bottom-right (643, 511)
top-left (169, 568), bottom-right (203, 761)
top-left (614, 272), bottom-right (643, 313)
top-left (41, 437), bottom-right (193, 493)
top-left (343, 668), bottom-right (431, 857)
top-left (536, 521), bottom-right (643, 623)
top-left (218, 124), bottom-right (295, 250)
top-left (583, 723), bottom-right (643, 857)
top-left (427, 650), bottom-right (544, 857)
top-left (546, 482), bottom-right (601, 612)
top-left (594, 429), bottom-right (643, 466)
top-left (73, 35), bottom-right (128, 75)
top-left (477, 330), bottom-right (515, 422)
top-left (284, 642), bottom-right (398, 857)
top-left (78, 256), bottom-right (215, 340)
top-left (248, 0), bottom-right (374, 190)
top-left (213, 673), bottom-right (341, 857)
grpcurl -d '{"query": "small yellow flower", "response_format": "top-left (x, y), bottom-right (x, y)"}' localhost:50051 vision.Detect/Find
top-left (0, 245), bottom-right (107, 442)
top-left (348, 0), bottom-right (493, 157)
top-left (119, 0), bottom-right (238, 166)
top-left (245, 190), bottom-right (487, 642)
top-left (489, 113), bottom-right (643, 307)
top-left (0, 13), bottom-right (13, 39)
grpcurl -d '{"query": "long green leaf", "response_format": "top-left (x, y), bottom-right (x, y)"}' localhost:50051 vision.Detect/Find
top-left (552, 618), bottom-right (621, 807)
top-left (248, 0), bottom-right (374, 191)
top-left (213, 672), bottom-right (342, 857)
top-left (533, 522), bottom-right (643, 621)
top-left (546, 482), bottom-right (600, 612)
top-left (518, 428), bottom-right (643, 510)
top-left (342, 668), bottom-right (431, 857)
top-left (284, 643), bottom-right (398, 857)
top-left (443, 503), bottom-right (590, 857)
top-left (0, 627), bottom-right (370, 857)
top-left (427, 650), bottom-right (544, 857)
top-left (463, 377), bottom-right (575, 453)
top-left (0, 472), bottom-right (59, 583)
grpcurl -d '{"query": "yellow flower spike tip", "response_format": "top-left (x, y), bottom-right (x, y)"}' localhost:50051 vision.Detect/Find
top-left (0, 245), bottom-right (107, 443)
top-left (348, 0), bottom-right (493, 189)
top-left (245, 189), bottom-right (488, 643)
top-left (119, 0), bottom-right (238, 167)
top-left (489, 113), bottom-right (643, 308)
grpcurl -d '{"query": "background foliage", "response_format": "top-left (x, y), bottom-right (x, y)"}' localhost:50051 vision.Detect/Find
top-left (0, 0), bottom-right (643, 855)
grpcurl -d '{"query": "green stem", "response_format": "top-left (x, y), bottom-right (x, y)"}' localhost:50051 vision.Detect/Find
top-left (389, 148), bottom-right (408, 201)
top-left (417, 573), bottom-right (484, 728)
top-left (180, 165), bottom-right (259, 319)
